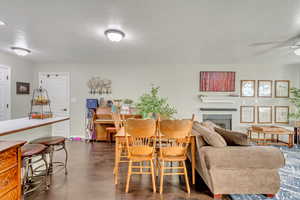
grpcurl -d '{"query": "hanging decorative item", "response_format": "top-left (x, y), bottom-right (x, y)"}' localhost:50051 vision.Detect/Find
top-left (87, 76), bottom-right (112, 94)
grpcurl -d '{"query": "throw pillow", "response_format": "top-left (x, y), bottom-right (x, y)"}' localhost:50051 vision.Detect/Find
top-left (193, 122), bottom-right (227, 147)
top-left (200, 120), bottom-right (220, 132)
top-left (214, 127), bottom-right (249, 146)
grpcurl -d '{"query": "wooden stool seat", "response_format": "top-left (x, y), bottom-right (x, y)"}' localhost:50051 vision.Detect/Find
top-left (31, 136), bottom-right (65, 146)
top-left (22, 144), bottom-right (47, 157)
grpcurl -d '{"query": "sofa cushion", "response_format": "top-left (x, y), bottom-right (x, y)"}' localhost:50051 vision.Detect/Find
top-left (200, 146), bottom-right (285, 170)
top-left (214, 127), bottom-right (249, 146)
top-left (193, 121), bottom-right (227, 147)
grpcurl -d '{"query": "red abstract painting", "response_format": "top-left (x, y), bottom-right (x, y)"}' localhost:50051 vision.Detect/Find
top-left (200, 71), bottom-right (236, 92)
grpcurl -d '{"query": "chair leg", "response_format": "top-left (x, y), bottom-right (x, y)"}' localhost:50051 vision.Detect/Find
top-left (23, 158), bottom-right (30, 187)
top-left (41, 154), bottom-right (49, 189)
top-left (182, 161), bottom-right (190, 194)
top-left (125, 160), bottom-right (132, 193)
top-left (150, 160), bottom-right (156, 193)
top-left (114, 146), bottom-right (121, 185)
top-left (48, 146), bottom-right (54, 175)
top-left (63, 143), bottom-right (68, 175)
top-left (160, 160), bottom-right (164, 194)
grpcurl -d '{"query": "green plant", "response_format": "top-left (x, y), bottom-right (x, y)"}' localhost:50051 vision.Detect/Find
top-left (123, 98), bottom-right (133, 105)
top-left (289, 87), bottom-right (300, 120)
top-left (135, 85), bottom-right (177, 119)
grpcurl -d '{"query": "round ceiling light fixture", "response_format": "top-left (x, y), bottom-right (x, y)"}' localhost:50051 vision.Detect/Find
top-left (0, 20), bottom-right (7, 26)
top-left (104, 29), bottom-right (125, 42)
top-left (11, 47), bottom-right (31, 56)
top-left (294, 48), bottom-right (300, 56)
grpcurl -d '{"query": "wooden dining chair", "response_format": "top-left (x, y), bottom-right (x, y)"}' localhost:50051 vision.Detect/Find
top-left (125, 118), bottom-right (157, 193)
top-left (157, 114), bottom-right (195, 194)
top-left (111, 112), bottom-right (127, 184)
top-left (106, 112), bottom-right (123, 143)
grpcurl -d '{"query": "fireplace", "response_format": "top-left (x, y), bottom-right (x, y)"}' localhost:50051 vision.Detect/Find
top-left (203, 114), bottom-right (232, 130)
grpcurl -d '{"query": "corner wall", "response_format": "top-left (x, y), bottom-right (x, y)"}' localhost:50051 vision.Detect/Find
top-left (0, 52), bottom-right (36, 118)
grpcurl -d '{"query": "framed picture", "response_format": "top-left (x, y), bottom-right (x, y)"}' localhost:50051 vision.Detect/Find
top-left (257, 106), bottom-right (272, 124)
top-left (258, 80), bottom-right (272, 97)
top-left (199, 71), bottom-right (236, 92)
top-left (16, 82), bottom-right (30, 95)
top-left (240, 106), bottom-right (255, 123)
top-left (275, 80), bottom-right (290, 98)
top-left (275, 106), bottom-right (289, 124)
top-left (240, 80), bottom-right (255, 97)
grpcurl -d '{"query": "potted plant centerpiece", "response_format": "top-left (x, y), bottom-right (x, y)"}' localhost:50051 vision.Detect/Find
top-left (122, 99), bottom-right (134, 114)
top-left (289, 87), bottom-right (300, 126)
top-left (135, 85), bottom-right (177, 119)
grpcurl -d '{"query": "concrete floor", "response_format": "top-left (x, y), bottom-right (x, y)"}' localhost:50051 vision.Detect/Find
top-left (26, 141), bottom-right (230, 200)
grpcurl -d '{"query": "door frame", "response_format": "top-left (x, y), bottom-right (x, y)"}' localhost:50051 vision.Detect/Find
top-left (0, 65), bottom-right (11, 120)
top-left (38, 72), bottom-right (70, 137)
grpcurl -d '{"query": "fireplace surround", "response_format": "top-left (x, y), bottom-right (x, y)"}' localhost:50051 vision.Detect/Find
top-left (203, 114), bottom-right (232, 130)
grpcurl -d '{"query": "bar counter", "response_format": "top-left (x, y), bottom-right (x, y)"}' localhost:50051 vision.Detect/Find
top-left (0, 117), bottom-right (70, 141)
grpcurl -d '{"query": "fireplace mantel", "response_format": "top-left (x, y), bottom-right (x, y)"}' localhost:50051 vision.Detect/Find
top-left (200, 108), bottom-right (238, 112)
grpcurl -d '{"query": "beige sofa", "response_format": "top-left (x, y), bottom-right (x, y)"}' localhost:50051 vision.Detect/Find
top-left (191, 121), bottom-right (285, 199)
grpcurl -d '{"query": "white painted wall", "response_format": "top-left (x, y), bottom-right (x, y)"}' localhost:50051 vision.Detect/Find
top-left (0, 52), bottom-right (36, 118)
top-left (34, 63), bottom-right (300, 137)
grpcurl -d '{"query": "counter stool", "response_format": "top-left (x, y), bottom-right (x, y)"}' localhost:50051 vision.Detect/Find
top-left (30, 136), bottom-right (68, 175)
top-left (22, 144), bottom-right (49, 195)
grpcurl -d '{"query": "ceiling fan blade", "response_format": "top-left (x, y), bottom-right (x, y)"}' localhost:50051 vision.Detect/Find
top-left (251, 32), bottom-right (300, 56)
top-left (249, 41), bottom-right (283, 47)
top-left (250, 32), bottom-right (300, 48)
top-left (253, 46), bottom-right (287, 56)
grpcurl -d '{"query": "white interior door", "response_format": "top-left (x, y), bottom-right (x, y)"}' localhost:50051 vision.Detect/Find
top-left (0, 66), bottom-right (10, 121)
top-left (39, 72), bottom-right (70, 138)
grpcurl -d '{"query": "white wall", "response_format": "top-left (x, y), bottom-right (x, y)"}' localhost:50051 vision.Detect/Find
top-left (0, 52), bottom-right (36, 118)
top-left (34, 63), bottom-right (300, 137)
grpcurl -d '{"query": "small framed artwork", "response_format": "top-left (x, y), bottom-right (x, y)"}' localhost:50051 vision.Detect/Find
top-left (258, 80), bottom-right (272, 97)
top-left (240, 106), bottom-right (255, 123)
top-left (275, 80), bottom-right (290, 98)
top-left (16, 82), bottom-right (30, 95)
top-left (275, 106), bottom-right (289, 124)
top-left (257, 106), bottom-right (272, 124)
top-left (240, 80), bottom-right (255, 97)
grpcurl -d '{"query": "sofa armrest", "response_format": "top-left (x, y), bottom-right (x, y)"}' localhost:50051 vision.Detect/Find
top-left (201, 146), bottom-right (285, 170)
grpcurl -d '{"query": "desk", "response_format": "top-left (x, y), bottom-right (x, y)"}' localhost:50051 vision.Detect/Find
top-left (114, 128), bottom-right (196, 185)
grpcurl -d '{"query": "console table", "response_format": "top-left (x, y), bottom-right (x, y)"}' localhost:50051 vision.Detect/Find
top-left (249, 126), bottom-right (294, 148)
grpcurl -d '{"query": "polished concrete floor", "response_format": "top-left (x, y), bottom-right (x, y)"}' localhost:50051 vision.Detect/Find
top-left (27, 141), bottom-right (230, 200)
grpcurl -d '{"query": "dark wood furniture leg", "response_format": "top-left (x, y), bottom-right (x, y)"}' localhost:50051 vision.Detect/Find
top-left (289, 134), bottom-right (293, 148)
top-left (213, 194), bottom-right (222, 199)
top-left (266, 194), bottom-right (275, 198)
top-left (294, 127), bottom-right (299, 145)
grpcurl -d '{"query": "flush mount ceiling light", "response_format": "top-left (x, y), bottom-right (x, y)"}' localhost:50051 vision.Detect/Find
top-left (0, 20), bottom-right (7, 26)
top-left (11, 47), bottom-right (31, 56)
top-left (294, 48), bottom-right (300, 56)
top-left (104, 29), bottom-right (125, 42)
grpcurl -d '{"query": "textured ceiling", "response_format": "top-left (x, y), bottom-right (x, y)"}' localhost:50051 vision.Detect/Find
top-left (1, 0), bottom-right (300, 64)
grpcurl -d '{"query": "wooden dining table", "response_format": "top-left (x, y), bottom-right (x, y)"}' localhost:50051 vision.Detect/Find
top-left (114, 127), bottom-right (197, 185)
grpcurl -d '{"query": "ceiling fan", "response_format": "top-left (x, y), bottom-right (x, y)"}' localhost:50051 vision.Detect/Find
top-left (249, 32), bottom-right (300, 56)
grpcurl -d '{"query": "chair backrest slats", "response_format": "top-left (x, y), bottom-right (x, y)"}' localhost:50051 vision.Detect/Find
top-left (125, 118), bottom-right (157, 157)
top-left (158, 115), bottom-right (195, 157)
